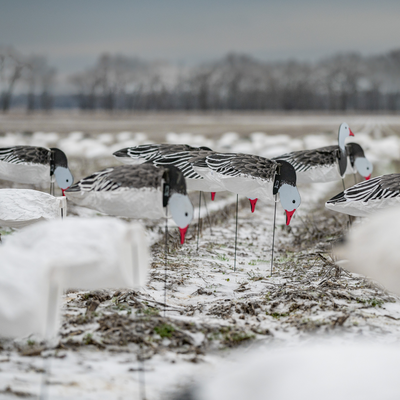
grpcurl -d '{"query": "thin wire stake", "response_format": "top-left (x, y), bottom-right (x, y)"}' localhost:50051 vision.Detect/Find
top-left (234, 194), bottom-right (239, 272)
top-left (138, 343), bottom-right (147, 400)
top-left (341, 178), bottom-right (346, 191)
top-left (164, 206), bottom-right (168, 317)
top-left (202, 191), bottom-right (213, 235)
top-left (270, 199), bottom-right (277, 276)
top-left (196, 192), bottom-right (202, 251)
top-left (353, 173), bottom-right (357, 186)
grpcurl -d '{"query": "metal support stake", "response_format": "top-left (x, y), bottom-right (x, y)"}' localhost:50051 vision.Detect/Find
top-left (164, 206), bottom-right (168, 317)
top-left (196, 192), bottom-right (202, 251)
top-left (234, 194), bottom-right (239, 272)
top-left (202, 191), bottom-right (213, 235)
top-left (270, 197), bottom-right (277, 276)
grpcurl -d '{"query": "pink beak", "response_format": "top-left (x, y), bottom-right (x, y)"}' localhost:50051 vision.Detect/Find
top-left (61, 188), bottom-right (68, 196)
top-left (349, 129), bottom-right (355, 137)
top-left (249, 198), bottom-right (258, 213)
top-left (179, 225), bottom-right (189, 244)
top-left (211, 192), bottom-right (216, 201)
top-left (285, 209), bottom-right (296, 226)
top-left (365, 174), bottom-right (371, 180)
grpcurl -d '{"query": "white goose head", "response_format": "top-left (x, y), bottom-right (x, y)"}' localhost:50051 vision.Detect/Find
top-left (279, 184), bottom-right (301, 225)
top-left (338, 123), bottom-right (354, 150)
top-left (346, 142), bottom-right (373, 180)
top-left (169, 193), bottom-right (194, 244)
top-left (355, 157), bottom-right (373, 180)
top-left (50, 148), bottom-right (74, 195)
top-left (162, 165), bottom-right (194, 244)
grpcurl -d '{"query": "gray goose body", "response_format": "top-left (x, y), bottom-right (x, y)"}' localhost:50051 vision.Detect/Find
top-left (0, 146), bottom-right (73, 192)
top-left (273, 123), bottom-right (354, 183)
top-left (0, 146), bottom-right (51, 185)
top-left (66, 164), bottom-right (193, 243)
top-left (325, 173), bottom-right (400, 217)
top-left (193, 153), bottom-right (301, 225)
top-left (273, 145), bottom-right (347, 183)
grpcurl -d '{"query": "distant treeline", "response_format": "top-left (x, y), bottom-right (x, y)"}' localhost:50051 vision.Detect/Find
top-left (2, 46), bottom-right (400, 112)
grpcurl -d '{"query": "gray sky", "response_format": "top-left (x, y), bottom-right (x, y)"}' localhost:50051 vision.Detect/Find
top-left (1, 0), bottom-right (400, 74)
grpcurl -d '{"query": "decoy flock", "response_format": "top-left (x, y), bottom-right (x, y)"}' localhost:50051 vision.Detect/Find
top-left (2, 119), bottom-right (400, 398)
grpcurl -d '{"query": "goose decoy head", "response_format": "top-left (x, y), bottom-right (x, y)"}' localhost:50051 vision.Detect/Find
top-left (347, 142), bottom-right (373, 180)
top-left (50, 148), bottom-right (74, 195)
top-left (273, 160), bottom-right (301, 226)
top-left (279, 184), bottom-right (301, 225)
top-left (168, 193), bottom-right (194, 244)
top-left (338, 122), bottom-right (354, 147)
top-left (355, 157), bottom-right (373, 180)
top-left (338, 123), bottom-right (354, 177)
top-left (162, 165), bottom-right (194, 244)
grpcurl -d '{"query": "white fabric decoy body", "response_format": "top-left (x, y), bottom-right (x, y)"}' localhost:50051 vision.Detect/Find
top-left (182, 343), bottom-right (400, 400)
top-left (272, 123), bottom-right (355, 183)
top-left (113, 144), bottom-right (225, 196)
top-left (192, 154), bottom-right (301, 225)
top-left (0, 146), bottom-right (74, 193)
top-left (335, 207), bottom-right (400, 296)
top-left (0, 218), bottom-right (149, 338)
top-left (0, 188), bottom-right (67, 228)
top-left (5, 218), bottom-right (149, 290)
top-left (345, 142), bottom-right (373, 180)
top-left (0, 251), bottom-right (60, 339)
top-left (65, 164), bottom-right (194, 243)
top-left (325, 173), bottom-right (400, 217)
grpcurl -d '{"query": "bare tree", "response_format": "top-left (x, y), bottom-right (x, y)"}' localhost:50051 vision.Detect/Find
top-left (0, 47), bottom-right (26, 112)
top-left (321, 53), bottom-right (364, 110)
top-left (69, 70), bottom-right (102, 110)
top-left (63, 48), bottom-right (400, 112)
top-left (23, 55), bottom-right (56, 112)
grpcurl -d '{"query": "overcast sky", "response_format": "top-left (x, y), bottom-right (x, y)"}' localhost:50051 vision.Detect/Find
top-left (1, 0), bottom-right (400, 74)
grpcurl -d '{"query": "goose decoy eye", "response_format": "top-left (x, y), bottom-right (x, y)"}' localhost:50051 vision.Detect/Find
top-left (292, 200), bottom-right (295, 204)
top-left (185, 212), bottom-right (188, 216)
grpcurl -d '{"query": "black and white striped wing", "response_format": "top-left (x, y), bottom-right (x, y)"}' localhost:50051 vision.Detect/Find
top-left (67, 168), bottom-right (119, 192)
top-left (0, 146), bottom-right (50, 165)
top-left (113, 144), bottom-right (197, 162)
top-left (67, 165), bottom-right (164, 193)
top-left (152, 150), bottom-right (215, 180)
top-left (327, 173), bottom-right (400, 205)
top-left (204, 153), bottom-right (277, 181)
top-left (113, 144), bottom-right (213, 180)
top-left (274, 146), bottom-right (338, 173)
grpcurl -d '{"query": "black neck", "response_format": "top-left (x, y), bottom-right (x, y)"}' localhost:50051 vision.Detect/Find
top-left (337, 147), bottom-right (347, 177)
top-left (346, 143), bottom-right (364, 167)
top-left (162, 164), bottom-right (187, 206)
top-left (272, 160), bottom-right (296, 194)
top-left (50, 148), bottom-right (68, 175)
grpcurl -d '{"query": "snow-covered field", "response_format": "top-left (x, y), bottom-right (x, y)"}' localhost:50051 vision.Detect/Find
top-left (1, 114), bottom-right (400, 399)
